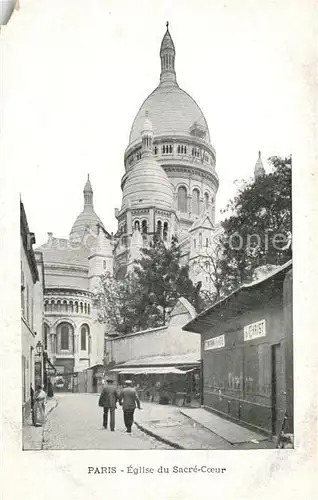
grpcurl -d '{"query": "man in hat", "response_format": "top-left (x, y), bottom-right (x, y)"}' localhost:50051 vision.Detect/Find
top-left (119, 380), bottom-right (141, 433)
top-left (98, 378), bottom-right (119, 431)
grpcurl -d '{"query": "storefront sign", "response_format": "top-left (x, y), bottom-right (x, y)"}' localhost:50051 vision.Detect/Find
top-left (204, 335), bottom-right (225, 350)
top-left (244, 319), bottom-right (266, 341)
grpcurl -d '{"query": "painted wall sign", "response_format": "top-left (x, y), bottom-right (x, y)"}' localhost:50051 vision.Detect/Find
top-left (244, 319), bottom-right (266, 341)
top-left (204, 334), bottom-right (225, 350)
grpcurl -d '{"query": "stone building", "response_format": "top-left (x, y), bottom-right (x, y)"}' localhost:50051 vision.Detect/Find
top-left (113, 23), bottom-right (219, 282)
top-left (36, 177), bottom-right (112, 380)
top-left (20, 200), bottom-right (44, 421)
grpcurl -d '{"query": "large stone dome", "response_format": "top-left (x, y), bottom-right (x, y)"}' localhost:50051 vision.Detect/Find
top-left (122, 155), bottom-right (174, 211)
top-left (129, 84), bottom-right (210, 146)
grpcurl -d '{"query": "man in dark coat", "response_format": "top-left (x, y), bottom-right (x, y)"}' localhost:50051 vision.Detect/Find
top-left (98, 378), bottom-right (119, 431)
top-left (119, 380), bottom-right (141, 433)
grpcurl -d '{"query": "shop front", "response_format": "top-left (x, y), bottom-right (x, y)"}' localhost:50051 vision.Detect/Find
top-left (110, 354), bottom-right (201, 407)
top-left (183, 261), bottom-right (293, 436)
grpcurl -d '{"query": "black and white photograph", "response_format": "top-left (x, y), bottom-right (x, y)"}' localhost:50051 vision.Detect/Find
top-left (1, 0), bottom-right (316, 498)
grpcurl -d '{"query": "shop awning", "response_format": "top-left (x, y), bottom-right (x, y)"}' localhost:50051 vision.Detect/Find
top-left (110, 367), bottom-right (193, 375)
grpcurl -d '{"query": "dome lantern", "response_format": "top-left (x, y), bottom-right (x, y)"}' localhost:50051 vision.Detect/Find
top-left (254, 151), bottom-right (266, 180)
top-left (160, 22), bottom-right (177, 87)
top-left (84, 174), bottom-right (93, 207)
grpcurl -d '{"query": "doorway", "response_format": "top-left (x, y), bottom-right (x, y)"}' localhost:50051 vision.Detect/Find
top-left (271, 343), bottom-right (285, 435)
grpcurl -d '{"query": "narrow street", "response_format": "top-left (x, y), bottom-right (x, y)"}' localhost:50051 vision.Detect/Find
top-left (42, 393), bottom-right (172, 450)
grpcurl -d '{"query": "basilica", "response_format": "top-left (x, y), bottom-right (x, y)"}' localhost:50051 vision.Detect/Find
top-left (36, 24), bottom-right (263, 377)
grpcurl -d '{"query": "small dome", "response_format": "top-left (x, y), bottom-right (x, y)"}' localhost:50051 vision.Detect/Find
top-left (121, 155), bottom-right (174, 211)
top-left (69, 207), bottom-right (103, 241)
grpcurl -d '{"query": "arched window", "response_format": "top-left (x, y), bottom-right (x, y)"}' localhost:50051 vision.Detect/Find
top-left (103, 260), bottom-right (106, 270)
top-left (204, 192), bottom-right (209, 211)
top-left (81, 325), bottom-right (87, 351)
top-left (142, 220), bottom-right (147, 234)
top-left (192, 189), bottom-right (200, 215)
top-left (60, 324), bottom-right (70, 350)
top-left (156, 220), bottom-right (162, 238)
top-left (84, 303), bottom-right (87, 314)
top-left (206, 238), bottom-right (209, 247)
top-left (44, 301), bottom-right (48, 312)
top-left (163, 222), bottom-right (168, 241)
top-left (49, 301), bottom-right (54, 312)
top-left (69, 301), bottom-right (74, 313)
top-left (154, 146), bottom-right (158, 155)
top-left (80, 302), bottom-right (83, 314)
top-left (75, 301), bottom-right (79, 313)
top-left (44, 324), bottom-right (49, 350)
top-left (88, 304), bottom-right (90, 315)
top-left (57, 300), bottom-right (61, 312)
top-left (134, 220), bottom-right (140, 231)
top-left (199, 233), bottom-right (202, 248)
top-left (178, 186), bottom-right (187, 213)
top-left (63, 300), bottom-right (68, 313)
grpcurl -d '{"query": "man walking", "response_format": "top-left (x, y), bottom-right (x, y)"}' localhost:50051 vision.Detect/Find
top-left (98, 378), bottom-right (119, 431)
top-left (119, 380), bottom-right (141, 433)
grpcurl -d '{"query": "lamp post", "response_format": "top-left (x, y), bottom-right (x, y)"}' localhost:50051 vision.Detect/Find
top-left (35, 341), bottom-right (48, 390)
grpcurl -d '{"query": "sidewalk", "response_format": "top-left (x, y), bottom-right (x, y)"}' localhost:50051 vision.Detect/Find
top-left (22, 397), bottom-right (58, 450)
top-left (134, 402), bottom-right (275, 450)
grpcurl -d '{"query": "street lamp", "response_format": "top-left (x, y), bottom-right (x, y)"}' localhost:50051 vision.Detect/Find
top-left (36, 341), bottom-right (43, 356)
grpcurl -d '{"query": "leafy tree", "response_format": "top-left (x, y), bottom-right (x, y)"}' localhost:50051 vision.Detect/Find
top-left (218, 155), bottom-right (292, 294)
top-left (93, 272), bottom-right (144, 335)
top-left (193, 243), bottom-right (225, 306)
top-left (133, 235), bottom-right (200, 327)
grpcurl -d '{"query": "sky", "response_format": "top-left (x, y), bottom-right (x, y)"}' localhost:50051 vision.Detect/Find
top-left (0, 0), bottom-right (312, 245)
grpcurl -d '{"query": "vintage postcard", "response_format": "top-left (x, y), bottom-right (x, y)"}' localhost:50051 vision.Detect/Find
top-left (0, 1), bottom-right (316, 499)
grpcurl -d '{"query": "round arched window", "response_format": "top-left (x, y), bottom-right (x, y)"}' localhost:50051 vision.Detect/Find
top-left (178, 186), bottom-right (187, 213)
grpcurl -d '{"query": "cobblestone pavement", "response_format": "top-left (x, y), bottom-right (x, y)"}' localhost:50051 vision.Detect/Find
top-left (43, 393), bottom-right (173, 450)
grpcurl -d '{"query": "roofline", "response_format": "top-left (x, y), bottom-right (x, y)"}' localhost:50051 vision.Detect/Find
top-left (20, 201), bottom-right (39, 283)
top-left (183, 259), bottom-right (292, 332)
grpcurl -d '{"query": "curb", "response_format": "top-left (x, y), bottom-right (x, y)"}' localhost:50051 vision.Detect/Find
top-left (41, 399), bottom-right (59, 450)
top-left (134, 421), bottom-right (185, 450)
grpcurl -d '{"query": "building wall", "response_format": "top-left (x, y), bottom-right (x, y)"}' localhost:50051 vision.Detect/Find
top-left (201, 292), bottom-right (288, 434)
top-left (107, 309), bottom-right (199, 365)
top-left (21, 235), bottom-right (37, 421)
